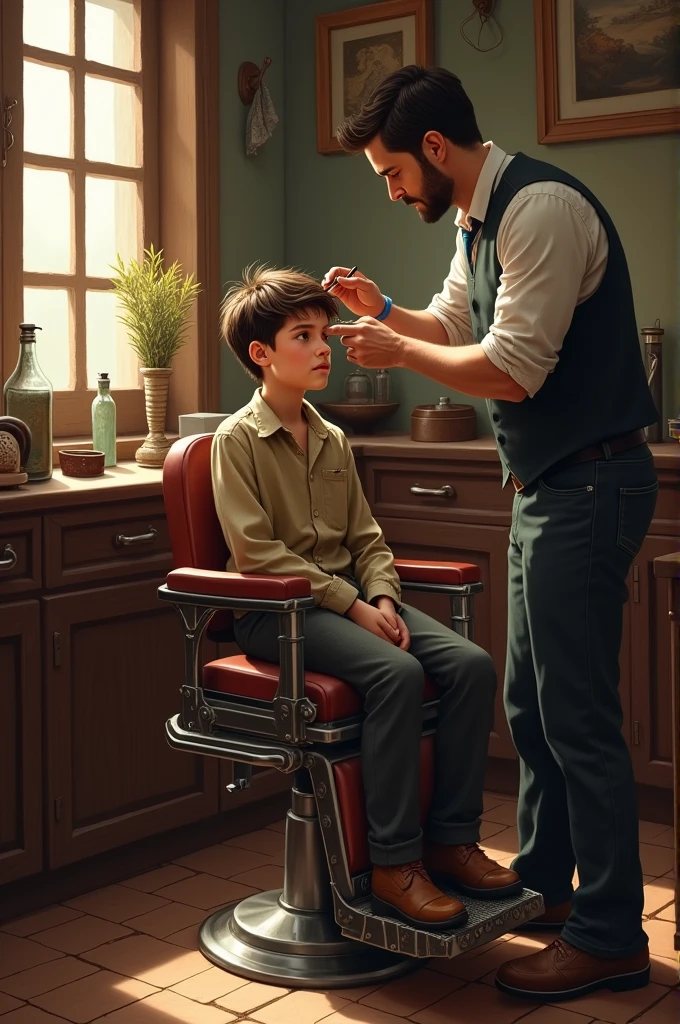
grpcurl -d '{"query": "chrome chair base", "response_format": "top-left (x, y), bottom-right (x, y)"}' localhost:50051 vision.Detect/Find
top-left (199, 890), bottom-right (418, 988)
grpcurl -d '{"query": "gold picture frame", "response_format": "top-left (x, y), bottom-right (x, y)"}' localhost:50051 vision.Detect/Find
top-left (535, 0), bottom-right (680, 143)
top-left (315, 0), bottom-right (434, 155)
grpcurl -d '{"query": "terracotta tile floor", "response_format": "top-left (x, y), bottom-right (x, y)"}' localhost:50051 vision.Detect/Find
top-left (1, 794), bottom-right (677, 1024)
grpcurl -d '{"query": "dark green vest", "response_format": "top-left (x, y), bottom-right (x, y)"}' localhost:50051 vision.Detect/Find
top-left (469, 153), bottom-right (657, 487)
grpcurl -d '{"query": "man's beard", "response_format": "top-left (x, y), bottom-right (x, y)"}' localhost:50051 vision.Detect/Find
top-left (402, 159), bottom-right (454, 224)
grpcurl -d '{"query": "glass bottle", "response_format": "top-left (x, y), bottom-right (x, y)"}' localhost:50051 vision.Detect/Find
top-left (344, 368), bottom-right (373, 403)
top-left (92, 372), bottom-right (117, 467)
top-left (374, 369), bottom-right (390, 403)
top-left (3, 323), bottom-right (53, 481)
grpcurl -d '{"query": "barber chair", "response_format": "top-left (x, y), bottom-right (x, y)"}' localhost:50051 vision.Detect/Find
top-left (159, 433), bottom-right (543, 989)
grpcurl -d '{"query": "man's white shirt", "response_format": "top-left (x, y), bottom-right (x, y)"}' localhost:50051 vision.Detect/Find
top-left (426, 142), bottom-right (609, 397)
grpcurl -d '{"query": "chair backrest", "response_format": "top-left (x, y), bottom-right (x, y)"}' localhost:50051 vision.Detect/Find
top-left (163, 433), bottom-right (229, 572)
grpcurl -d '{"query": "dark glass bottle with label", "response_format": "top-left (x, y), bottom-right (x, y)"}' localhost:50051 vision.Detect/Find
top-left (3, 324), bottom-right (53, 481)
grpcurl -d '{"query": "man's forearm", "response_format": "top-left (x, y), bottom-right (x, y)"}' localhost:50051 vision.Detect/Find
top-left (384, 307), bottom-right (450, 346)
top-left (397, 336), bottom-right (527, 401)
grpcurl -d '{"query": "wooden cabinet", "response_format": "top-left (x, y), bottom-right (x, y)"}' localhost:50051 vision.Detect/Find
top-left (630, 535), bottom-right (679, 789)
top-left (43, 579), bottom-right (219, 868)
top-left (354, 437), bottom-right (680, 786)
top-left (0, 601), bottom-right (42, 885)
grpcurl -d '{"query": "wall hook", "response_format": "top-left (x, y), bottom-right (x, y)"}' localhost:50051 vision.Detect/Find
top-left (238, 57), bottom-right (272, 106)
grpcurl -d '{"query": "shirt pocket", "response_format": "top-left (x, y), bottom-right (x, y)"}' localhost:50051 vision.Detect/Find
top-left (321, 469), bottom-right (349, 532)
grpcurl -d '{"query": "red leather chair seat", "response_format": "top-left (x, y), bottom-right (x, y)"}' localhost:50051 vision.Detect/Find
top-left (335, 735), bottom-right (436, 876)
top-left (203, 654), bottom-right (440, 723)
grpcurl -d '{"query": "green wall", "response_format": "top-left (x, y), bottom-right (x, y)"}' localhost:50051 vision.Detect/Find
top-left (220, 0), bottom-right (678, 433)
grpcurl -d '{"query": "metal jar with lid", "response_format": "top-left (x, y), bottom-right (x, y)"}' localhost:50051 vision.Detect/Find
top-left (641, 320), bottom-right (664, 443)
top-left (410, 396), bottom-right (477, 443)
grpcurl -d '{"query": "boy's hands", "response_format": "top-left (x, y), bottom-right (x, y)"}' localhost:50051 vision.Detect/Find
top-left (347, 597), bottom-right (410, 651)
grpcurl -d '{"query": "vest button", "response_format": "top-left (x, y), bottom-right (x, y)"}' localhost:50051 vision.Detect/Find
top-left (492, 413), bottom-right (500, 423)
top-left (471, 300), bottom-right (480, 314)
top-left (497, 434), bottom-right (506, 445)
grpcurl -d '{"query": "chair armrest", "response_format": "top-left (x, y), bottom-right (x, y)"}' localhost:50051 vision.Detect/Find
top-left (167, 567), bottom-right (312, 601)
top-left (393, 559), bottom-right (481, 585)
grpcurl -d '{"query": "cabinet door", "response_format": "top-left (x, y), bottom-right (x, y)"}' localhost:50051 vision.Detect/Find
top-left (0, 601), bottom-right (42, 884)
top-left (43, 579), bottom-right (219, 867)
top-left (630, 535), bottom-right (679, 789)
top-left (378, 516), bottom-right (516, 759)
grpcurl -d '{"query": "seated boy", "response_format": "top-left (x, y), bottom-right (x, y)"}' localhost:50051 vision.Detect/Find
top-left (212, 265), bottom-right (521, 929)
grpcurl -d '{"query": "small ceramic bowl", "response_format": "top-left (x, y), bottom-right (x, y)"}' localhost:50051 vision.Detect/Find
top-left (59, 449), bottom-right (106, 477)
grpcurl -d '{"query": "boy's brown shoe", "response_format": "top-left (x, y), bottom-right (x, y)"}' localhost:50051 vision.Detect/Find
top-left (371, 861), bottom-right (468, 930)
top-left (495, 937), bottom-right (650, 1001)
top-left (425, 841), bottom-right (522, 898)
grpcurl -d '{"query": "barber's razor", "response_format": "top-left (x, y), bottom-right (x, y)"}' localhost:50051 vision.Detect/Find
top-left (329, 265), bottom-right (358, 290)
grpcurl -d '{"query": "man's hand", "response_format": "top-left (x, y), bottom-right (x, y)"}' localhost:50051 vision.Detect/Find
top-left (322, 267), bottom-right (384, 318)
top-left (346, 598), bottom-right (402, 645)
top-left (375, 596), bottom-right (411, 651)
top-left (325, 317), bottom-right (405, 369)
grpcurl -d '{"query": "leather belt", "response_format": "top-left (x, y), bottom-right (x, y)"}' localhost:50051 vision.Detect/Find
top-left (552, 429), bottom-right (646, 470)
top-left (510, 429), bottom-right (647, 494)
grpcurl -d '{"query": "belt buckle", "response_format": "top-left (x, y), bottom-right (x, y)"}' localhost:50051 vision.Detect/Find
top-left (510, 473), bottom-right (524, 493)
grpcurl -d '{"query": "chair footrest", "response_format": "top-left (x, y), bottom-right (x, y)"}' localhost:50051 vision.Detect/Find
top-left (332, 885), bottom-right (544, 959)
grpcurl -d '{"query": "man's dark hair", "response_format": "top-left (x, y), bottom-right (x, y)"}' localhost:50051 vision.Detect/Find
top-left (220, 265), bottom-right (338, 380)
top-left (335, 65), bottom-right (482, 156)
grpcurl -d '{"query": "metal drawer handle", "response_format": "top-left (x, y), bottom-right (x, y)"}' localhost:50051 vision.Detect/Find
top-left (113, 525), bottom-right (158, 548)
top-left (0, 543), bottom-right (17, 570)
top-left (410, 484), bottom-right (455, 498)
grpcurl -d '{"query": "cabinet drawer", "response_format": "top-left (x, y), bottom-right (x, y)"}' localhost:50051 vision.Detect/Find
top-left (0, 516), bottom-right (42, 596)
top-left (44, 499), bottom-right (172, 588)
top-left (363, 458), bottom-right (512, 525)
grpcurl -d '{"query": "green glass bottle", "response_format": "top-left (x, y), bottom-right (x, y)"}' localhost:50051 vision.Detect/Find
top-left (92, 372), bottom-right (117, 467)
top-left (3, 323), bottom-right (53, 481)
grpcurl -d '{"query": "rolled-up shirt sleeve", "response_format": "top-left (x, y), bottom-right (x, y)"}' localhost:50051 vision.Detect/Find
top-left (480, 190), bottom-right (602, 398)
top-left (426, 240), bottom-right (474, 347)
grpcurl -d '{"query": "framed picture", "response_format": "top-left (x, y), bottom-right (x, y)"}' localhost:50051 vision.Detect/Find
top-left (315, 0), bottom-right (433, 155)
top-left (534, 0), bottom-right (680, 143)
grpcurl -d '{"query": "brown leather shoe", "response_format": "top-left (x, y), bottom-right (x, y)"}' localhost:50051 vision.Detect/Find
top-left (425, 841), bottom-right (522, 899)
top-left (371, 861), bottom-right (468, 930)
top-left (495, 938), bottom-right (650, 1001)
top-left (517, 900), bottom-right (571, 930)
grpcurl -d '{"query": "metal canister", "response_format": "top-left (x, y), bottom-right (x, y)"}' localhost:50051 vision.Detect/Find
top-left (411, 397), bottom-right (477, 442)
top-left (641, 320), bottom-right (664, 443)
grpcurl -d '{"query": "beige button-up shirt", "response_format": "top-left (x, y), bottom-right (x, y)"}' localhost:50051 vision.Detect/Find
top-left (211, 389), bottom-right (401, 617)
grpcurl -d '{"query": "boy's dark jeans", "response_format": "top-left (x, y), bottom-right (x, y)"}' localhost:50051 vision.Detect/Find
top-left (234, 598), bottom-right (497, 866)
top-left (505, 443), bottom-right (658, 959)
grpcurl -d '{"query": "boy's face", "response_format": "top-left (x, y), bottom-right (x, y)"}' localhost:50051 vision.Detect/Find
top-left (250, 308), bottom-right (332, 391)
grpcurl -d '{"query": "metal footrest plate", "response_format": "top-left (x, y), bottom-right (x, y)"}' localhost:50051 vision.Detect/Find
top-left (334, 886), bottom-right (544, 959)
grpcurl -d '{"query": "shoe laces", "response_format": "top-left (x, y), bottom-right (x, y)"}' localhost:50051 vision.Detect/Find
top-left (549, 939), bottom-right (572, 963)
top-left (399, 861), bottom-right (430, 888)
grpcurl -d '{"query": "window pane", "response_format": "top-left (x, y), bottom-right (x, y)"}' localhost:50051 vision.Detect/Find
top-left (86, 176), bottom-right (139, 278)
top-left (23, 0), bottom-right (72, 55)
top-left (85, 77), bottom-right (139, 166)
top-left (23, 289), bottom-right (72, 391)
top-left (24, 62), bottom-right (72, 158)
top-left (85, 0), bottom-right (137, 71)
top-left (86, 291), bottom-right (139, 389)
top-left (24, 168), bottom-right (72, 274)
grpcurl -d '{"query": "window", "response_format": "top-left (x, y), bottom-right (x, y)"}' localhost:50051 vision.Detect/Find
top-left (1, 0), bottom-right (158, 437)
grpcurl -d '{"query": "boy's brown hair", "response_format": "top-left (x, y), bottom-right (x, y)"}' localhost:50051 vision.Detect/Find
top-left (220, 265), bottom-right (339, 380)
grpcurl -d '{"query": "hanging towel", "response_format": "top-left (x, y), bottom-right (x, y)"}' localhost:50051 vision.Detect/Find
top-left (246, 82), bottom-right (279, 156)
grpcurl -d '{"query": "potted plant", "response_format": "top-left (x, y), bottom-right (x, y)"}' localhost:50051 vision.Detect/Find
top-left (110, 245), bottom-right (201, 467)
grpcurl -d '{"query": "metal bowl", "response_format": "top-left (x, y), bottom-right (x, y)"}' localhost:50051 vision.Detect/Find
top-left (315, 401), bottom-right (399, 433)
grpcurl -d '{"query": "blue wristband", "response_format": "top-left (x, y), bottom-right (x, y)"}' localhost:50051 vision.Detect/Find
top-left (375, 294), bottom-right (392, 321)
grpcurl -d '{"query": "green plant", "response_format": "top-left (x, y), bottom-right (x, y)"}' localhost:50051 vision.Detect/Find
top-left (110, 245), bottom-right (201, 368)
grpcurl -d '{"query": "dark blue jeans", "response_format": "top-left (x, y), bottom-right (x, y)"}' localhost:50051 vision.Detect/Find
top-left (505, 443), bottom-right (658, 958)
